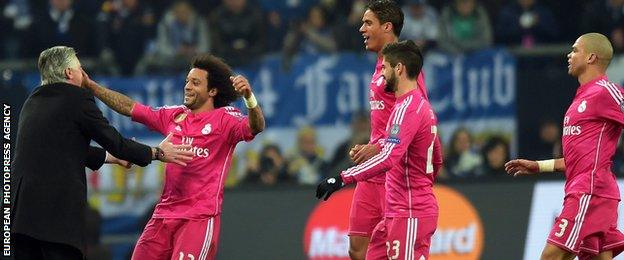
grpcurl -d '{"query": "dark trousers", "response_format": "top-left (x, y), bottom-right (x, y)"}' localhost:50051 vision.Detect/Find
top-left (12, 233), bottom-right (83, 260)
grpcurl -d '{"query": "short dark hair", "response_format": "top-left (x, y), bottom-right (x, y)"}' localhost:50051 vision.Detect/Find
top-left (381, 40), bottom-right (423, 79)
top-left (366, 0), bottom-right (404, 37)
top-left (191, 55), bottom-right (239, 108)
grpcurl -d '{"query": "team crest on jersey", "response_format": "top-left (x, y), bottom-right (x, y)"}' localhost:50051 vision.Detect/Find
top-left (201, 123), bottom-right (212, 135)
top-left (577, 100), bottom-right (587, 113)
top-left (174, 113), bottom-right (187, 123)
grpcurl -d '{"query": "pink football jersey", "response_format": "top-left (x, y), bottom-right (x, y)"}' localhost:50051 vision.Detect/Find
top-left (132, 103), bottom-right (256, 218)
top-left (368, 57), bottom-right (428, 183)
top-left (343, 89), bottom-right (443, 218)
top-left (562, 75), bottom-right (624, 200)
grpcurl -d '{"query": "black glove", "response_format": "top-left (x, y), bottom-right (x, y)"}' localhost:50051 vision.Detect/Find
top-left (316, 175), bottom-right (344, 201)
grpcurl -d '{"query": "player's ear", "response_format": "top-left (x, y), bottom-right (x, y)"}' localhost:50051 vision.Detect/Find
top-left (64, 67), bottom-right (72, 80)
top-left (587, 53), bottom-right (598, 65)
top-left (383, 22), bottom-right (392, 33)
top-left (208, 87), bottom-right (218, 97)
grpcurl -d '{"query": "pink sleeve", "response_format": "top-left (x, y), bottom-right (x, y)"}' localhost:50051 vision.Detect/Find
top-left (417, 71), bottom-right (428, 100)
top-left (222, 107), bottom-right (256, 144)
top-left (432, 136), bottom-right (443, 176)
top-left (341, 107), bottom-right (419, 185)
top-left (131, 103), bottom-right (177, 135)
top-left (595, 84), bottom-right (624, 126)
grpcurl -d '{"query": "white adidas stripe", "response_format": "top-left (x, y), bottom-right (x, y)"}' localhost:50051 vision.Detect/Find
top-left (343, 96), bottom-right (413, 178)
top-left (597, 80), bottom-right (623, 105)
top-left (565, 194), bottom-right (590, 249)
top-left (606, 81), bottom-right (624, 101)
top-left (199, 218), bottom-right (214, 260)
top-left (343, 99), bottom-right (409, 176)
top-left (564, 194), bottom-right (588, 248)
top-left (590, 124), bottom-right (606, 193)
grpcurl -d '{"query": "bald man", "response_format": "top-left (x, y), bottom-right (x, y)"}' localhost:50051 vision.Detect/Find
top-left (505, 33), bottom-right (624, 260)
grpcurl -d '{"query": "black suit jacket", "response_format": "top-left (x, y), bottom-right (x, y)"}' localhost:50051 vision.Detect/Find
top-left (11, 83), bottom-right (152, 253)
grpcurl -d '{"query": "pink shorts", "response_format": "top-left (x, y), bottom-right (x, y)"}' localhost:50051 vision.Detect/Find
top-left (132, 216), bottom-right (221, 260)
top-left (348, 181), bottom-right (386, 237)
top-left (367, 216), bottom-right (437, 260)
top-left (547, 193), bottom-right (624, 259)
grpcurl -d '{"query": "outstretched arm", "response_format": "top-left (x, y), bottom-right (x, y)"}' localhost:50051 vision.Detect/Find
top-left (505, 158), bottom-right (565, 177)
top-left (231, 75), bottom-right (265, 134)
top-left (82, 69), bottom-right (136, 116)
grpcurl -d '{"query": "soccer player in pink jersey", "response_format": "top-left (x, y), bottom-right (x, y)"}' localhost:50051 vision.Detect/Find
top-left (317, 40), bottom-right (443, 260)
top-left (346, 1), bottom-right (428, 259)
top-left (506, 33), bottom-right (624, 260)
top-left (84, 54), bottom-right (265, 260)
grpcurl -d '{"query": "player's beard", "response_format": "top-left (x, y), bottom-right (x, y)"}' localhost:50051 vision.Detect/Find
top-left (384, 72), bottom-right (398, 93)
top-left (184, 93), bottom-right (208, 110)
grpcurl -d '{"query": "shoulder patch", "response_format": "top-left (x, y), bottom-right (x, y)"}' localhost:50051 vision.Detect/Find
top-left (390, 124), bottom-right (400, 137)
top-left (174, 113), bottom-right (187, 123)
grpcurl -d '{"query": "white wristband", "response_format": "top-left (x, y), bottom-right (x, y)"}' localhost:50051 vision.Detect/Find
top-left (243, 93), bottom-right (258, 109)
top-left (537, 159), bottom-right (555, 172)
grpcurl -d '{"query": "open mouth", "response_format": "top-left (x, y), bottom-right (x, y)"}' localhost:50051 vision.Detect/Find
top-left (363, 35), bottom-right (369, 44)
top-left (184, 93), bottom-right (195, 102)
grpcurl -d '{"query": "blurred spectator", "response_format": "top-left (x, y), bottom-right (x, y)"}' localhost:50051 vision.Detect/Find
top-left (136, 0), bottom-right (210, 74)
top-left (476, 136), bottom-right (510, 177)
top-left (28, 0), bottom-right (96, 57)
top-left (210, 0), bottom-right (265, 67)
top-left (284, 5), bottom-right (337, 57)
top-left (334, 0), bottom-right (367, 52)
top-left (581, 0), bottom-right (624, 37)
top-left (581, 0), bottom-right (623, 72)
top-left (317, 0), bottom-right (353, 26)
top-left (245, 144), bottom-right (290, 185)
top-left (400, 0), bottom-right (439, 51)
top-left (97, 0), bottom-right (156, 75)
top-left (265, 9), bottom-right (289, 53)
top-left (534, 119), bottom-right (562, 159)
top-left (225, 154), bottom-right (240, 187)
top-left (287, 126), bottom-right (329, 185)
top-left (1, 0), bottom-right (31, 58)
top-left (444, 127), bottom-right (482, 179)
top-left (328, 111), bottom-right (370, 173)
top-left (495, 0), bottom-right (559, 47)
top-left (438, 0), bottom-right (492, 54)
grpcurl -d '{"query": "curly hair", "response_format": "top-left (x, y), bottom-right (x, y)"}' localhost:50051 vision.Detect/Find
top-left (191, 54), bottom-right (240, 108)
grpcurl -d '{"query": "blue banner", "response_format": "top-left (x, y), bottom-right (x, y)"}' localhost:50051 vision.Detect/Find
top-left (23, 50), bottom-right (516, 143)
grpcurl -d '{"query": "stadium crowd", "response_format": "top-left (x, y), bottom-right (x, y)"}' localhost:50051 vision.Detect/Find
top-left (2, 0), bottom-right (624, 186)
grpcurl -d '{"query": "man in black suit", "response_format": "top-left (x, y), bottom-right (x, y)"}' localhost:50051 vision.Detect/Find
top-left (10, 46), bottom-right (194, 260)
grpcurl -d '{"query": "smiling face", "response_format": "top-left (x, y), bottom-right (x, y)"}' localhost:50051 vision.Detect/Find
top-left (359, 9), bottom-right (387, 53)
top-left (183, 68), bottom-right (212, 110)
